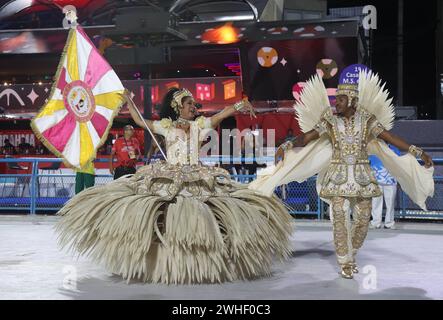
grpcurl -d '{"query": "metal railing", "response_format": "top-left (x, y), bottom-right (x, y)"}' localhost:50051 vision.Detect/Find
top-left (0, 157), bottom-right (442, 219)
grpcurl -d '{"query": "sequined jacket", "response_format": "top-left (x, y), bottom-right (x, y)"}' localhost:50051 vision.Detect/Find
top-left (314, 108), bottom-right (384, 198)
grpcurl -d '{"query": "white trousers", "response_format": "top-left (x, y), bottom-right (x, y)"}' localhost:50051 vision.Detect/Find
top-left (371, 184), bottom-right (397, 227)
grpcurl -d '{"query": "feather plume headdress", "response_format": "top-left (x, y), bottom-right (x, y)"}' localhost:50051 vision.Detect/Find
top-left (357, 70), bottom-right (395, 130)
top-left (294, 74), bottom-right (331, 133)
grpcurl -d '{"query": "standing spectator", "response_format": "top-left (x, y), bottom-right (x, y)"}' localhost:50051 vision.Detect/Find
top-left (284, 128), bottom-right (295, 142)
top-left (146, 135), bottom-right (165, 164)
top-left (18, 138), bottom-right (32, 154)
top-left (105, 133), bottom-right (115, 155)
top-left (30, 12), bottom-right (41, 28)
top-left (369, 145), bottom-right (401, 229)
top-left (109, 125), bottom-right (140, 180)
top-left (75, 160), bottom-right (95, 194)
top-left (35, 142), bottom-right (49, 155)
top-left (237, 128), bottom-right (266, 182)
top-left (277, 128), bottom-right (295, 146)
top-left (1, 139), bottom-right (16, 155)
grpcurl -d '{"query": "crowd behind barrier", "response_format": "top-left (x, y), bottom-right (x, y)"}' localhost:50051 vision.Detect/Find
top-left (0, 157), bottom-right (442, 218)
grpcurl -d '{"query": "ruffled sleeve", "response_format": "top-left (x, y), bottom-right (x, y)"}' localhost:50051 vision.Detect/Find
top-left (152, 118), bottom-right (173, 136)
top-left (196, 116), bottom-right (212, 129)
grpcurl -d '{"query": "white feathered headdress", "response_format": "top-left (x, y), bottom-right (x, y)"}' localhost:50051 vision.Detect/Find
top-left (358, 69), bottom-right (395, 130)
top-left (294, 74), bottom-right (330, 133)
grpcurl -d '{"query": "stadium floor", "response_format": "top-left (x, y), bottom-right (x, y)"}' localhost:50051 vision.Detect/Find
top-left (0, 215), bottom-right (442, 300)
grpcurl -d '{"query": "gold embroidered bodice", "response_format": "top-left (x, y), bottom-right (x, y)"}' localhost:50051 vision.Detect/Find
top-left (152, 116), bottom-right (212, 165)
top-left (314, 108), bottom-right (385, 198)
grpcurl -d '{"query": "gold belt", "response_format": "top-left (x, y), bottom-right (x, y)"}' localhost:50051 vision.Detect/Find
top-left (330, 159), bottom-right (370, 164)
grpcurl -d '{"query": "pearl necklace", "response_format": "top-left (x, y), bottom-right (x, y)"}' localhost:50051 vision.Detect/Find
top-left (176, 117), bottom-right (191, 126)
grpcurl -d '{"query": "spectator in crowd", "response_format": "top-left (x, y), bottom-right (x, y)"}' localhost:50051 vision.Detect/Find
top-left (104, 133), bottom-right (115, 155)
top-left (146, 135), bottom-right (165, 164)
top-left (369, 144), bottom-right (401, 229)
top-left (1, 139), bottom-right (16, 155)
top-left (75, 160), bottom-right (95, 194)
top-left (109, 125), bottom-right (141, 179)
top-left (224, 130), bottom-right (241, 178)
top-left (30, 13), bottom-right (41, 28)
top-left (34, 142), bottom-right (49, 155)
top-left (236, 127), bottom-right (266, 182)
top-left (277, 128), bottom-right (295, 146)
top-left (34, 142), bottom-right (43, 154)
top-left (284, 128), bottom-right (295, 142)
top-left (18, 138), bottom-right (33, 154)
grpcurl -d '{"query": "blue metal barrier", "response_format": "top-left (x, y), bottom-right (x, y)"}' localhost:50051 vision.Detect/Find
top-left (1, 157), bottom-right (442, 218)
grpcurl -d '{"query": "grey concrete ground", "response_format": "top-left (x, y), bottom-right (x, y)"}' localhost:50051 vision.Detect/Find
top-left (0, 215), bottom-right (442, 300)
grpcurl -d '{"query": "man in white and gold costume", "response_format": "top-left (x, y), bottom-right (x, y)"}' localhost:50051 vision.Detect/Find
top-left (250, 71), bottom-right (434, 279)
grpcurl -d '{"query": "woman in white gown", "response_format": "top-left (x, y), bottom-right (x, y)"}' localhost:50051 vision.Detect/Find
top-left (55, 88), bottom-right (293, 284)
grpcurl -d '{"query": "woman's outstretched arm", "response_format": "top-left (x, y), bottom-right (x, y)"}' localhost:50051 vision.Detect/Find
top-left (209, 100), bottom-right (255, 128)
top-left (120, 91), bottom-right (155, 132)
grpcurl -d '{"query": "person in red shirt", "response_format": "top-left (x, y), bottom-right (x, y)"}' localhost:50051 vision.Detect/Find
top-left (109, 125), bottom-right (141, 180)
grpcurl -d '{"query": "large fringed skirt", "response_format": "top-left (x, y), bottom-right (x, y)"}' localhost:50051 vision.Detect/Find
top-left (55, 162), bottom-right (293, 284)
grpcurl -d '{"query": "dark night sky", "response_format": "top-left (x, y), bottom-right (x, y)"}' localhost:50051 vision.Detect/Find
top-left (329, 0), bottom-right (439, 119)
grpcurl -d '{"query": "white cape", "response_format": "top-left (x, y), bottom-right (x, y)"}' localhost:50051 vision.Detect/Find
top-left (249, 138), bottom-right (434, 211)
